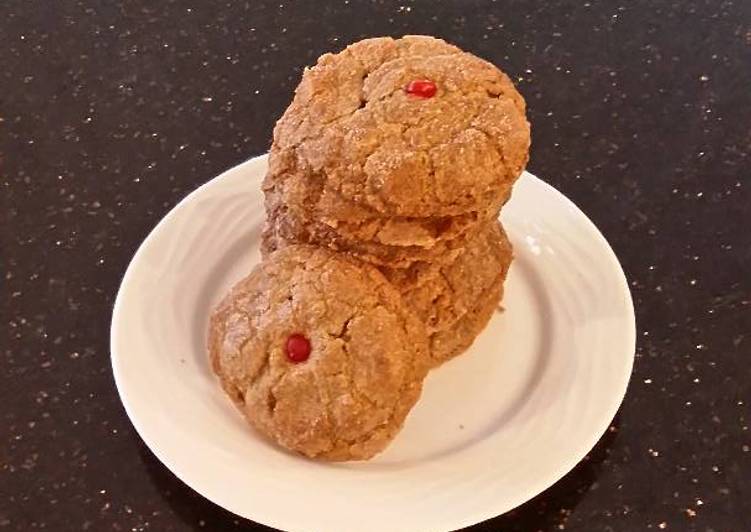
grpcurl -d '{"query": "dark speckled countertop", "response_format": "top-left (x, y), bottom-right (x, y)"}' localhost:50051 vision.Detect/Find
top-left (2, 1), bottom-right (750, 531)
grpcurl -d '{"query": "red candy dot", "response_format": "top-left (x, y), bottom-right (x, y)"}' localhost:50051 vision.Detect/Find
top-left (405, 79), bottom-right (437, 98)
top-left (285, 334), bottom-right (311, 363)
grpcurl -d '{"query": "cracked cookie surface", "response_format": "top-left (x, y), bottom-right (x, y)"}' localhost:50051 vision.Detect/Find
top-left (381, 222), bottom-right (512, 341)
top-left (261, 206), bottom-right (472, 268)
top-left (430, 268), bottom-right (507, 364)
top-left (208, 245), bottom-right (430, 461)
top-left (264, 150), bottom-right (511, 248)
top-left (263, 34), bottom-right (530, 221)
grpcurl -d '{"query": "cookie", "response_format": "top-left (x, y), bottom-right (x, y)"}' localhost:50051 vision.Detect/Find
top-left (430, 269), bottom-right (506, 364)
top-left (381, 222), bottom-right (512, 339)
top-left (261, 207), bottom-right (473, 268)
top-left (264, 150), bottom-right (510, 248)
top-left (208, 245), bottom-right (430, 461)
top-left (264, 35), bottom-right (530, 219)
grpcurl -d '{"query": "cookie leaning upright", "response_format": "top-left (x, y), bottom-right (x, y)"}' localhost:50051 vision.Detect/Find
top-left (208, 245), bottom-right (430, 461)
top-left (263, 35), bottom-right (530, 263)
top-left (382, 222), bottom-right (514, 365)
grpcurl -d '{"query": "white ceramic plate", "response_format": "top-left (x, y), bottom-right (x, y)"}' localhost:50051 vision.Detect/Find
top-left (111, 154), bottom-right (635, 532)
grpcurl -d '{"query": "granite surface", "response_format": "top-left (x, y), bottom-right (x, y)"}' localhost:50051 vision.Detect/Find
top-left (2, 1), bottom-right (750, 530)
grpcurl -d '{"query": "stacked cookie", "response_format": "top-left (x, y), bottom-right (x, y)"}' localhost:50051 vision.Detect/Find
top-left (209, 36), bottom-right (530, 461)
top-left (262, 35), bottom-right (530, 365)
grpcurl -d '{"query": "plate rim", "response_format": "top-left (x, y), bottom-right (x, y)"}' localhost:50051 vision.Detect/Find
top-left (111, 154), bottom-right (635, 532)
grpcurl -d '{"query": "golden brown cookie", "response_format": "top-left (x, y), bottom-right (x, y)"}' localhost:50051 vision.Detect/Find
top-left (381, 222), bottom-right (512, 340)
top-left (430, 269), bottom-right (506, 364)
top-left (208, 245), bottom-right (430, 461)
top-left (264, 34), bottom-right (530, 221)
top-left (261, 206), bottom-right (473, 268)
top-left (264, 153), bottom-right (510, 248)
